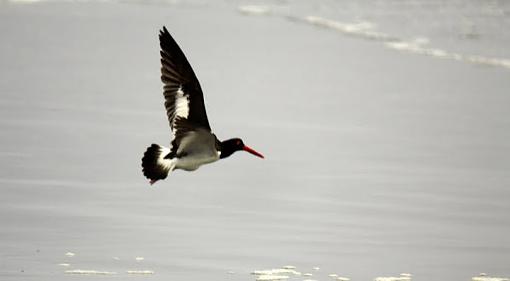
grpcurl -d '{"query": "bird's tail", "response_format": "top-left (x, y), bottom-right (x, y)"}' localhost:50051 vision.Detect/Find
top-left (141, 144), bottom-right (175, 185)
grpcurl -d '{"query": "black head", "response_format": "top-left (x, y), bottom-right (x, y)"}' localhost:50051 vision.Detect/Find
top-left (220, 138), bottom-right (264, 159)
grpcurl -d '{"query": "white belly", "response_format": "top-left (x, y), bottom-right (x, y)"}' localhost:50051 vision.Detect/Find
top-left (174, 152), bottom-right (219, 171)
top-left (173, 129), bottom-right (220, 171)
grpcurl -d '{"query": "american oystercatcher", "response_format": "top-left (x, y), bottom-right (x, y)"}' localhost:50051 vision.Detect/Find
top-left (142, 27), bottom-right (264, 184)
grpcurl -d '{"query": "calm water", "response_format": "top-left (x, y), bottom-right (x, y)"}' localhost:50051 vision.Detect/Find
top-left (0, 1), bottom-right (509, 281)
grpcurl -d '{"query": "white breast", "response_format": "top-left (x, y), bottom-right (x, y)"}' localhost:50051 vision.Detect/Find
top-left (174, 152), bottom-right (220, 171)
top-left (174, 128), bottom-right (220, 171)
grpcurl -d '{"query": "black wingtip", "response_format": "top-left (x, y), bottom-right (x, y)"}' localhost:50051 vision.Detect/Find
top-left (160, 26), bottom-right (170, 38)
top-left (159, 26), bottom-right (175, 51)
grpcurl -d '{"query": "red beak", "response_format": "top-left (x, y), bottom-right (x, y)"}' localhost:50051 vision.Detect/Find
top-left (243, 145), bottom-right (264, 159)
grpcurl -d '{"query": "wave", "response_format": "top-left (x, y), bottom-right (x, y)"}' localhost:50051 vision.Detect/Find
top-left (238, 5), bottom-right (510, 70)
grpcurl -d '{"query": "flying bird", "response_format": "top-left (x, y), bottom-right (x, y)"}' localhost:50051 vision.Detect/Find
top-left (142, 26), bottom-right (264, 184)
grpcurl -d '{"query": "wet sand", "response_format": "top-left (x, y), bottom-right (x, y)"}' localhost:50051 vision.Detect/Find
top-left (1, 1), bottom-right (509, 281)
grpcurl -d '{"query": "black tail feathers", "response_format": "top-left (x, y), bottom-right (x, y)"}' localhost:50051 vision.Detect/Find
top-left (141, 144), bottom-right (172, 184)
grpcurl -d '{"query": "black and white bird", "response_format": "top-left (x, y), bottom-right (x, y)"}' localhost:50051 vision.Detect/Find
top-left (142, 26), bottom-right (264, 185)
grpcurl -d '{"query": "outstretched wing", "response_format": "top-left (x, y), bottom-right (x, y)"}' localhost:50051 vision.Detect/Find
top-left (159, 26), bottom-right (211, 135)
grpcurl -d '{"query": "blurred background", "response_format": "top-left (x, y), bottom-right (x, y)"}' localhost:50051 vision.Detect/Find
top-left (0, 1), bottom-right (509, 281)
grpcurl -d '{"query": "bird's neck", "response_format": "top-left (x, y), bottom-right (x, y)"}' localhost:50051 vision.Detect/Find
top-left (219, 139), bottom-right (237, 159)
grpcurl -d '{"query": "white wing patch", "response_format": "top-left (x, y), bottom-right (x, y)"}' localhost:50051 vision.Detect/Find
top-left (175, 86), bottom-right (190, 119)
top-left (171, 86), bottom-right (191, 137)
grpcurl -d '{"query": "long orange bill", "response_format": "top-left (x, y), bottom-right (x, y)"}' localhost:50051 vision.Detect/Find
top-left (243, 145), bottom-right (264, 159)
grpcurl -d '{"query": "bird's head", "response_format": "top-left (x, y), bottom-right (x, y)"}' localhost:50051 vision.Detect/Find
top-left (220, 138), bottom-right (264, 159)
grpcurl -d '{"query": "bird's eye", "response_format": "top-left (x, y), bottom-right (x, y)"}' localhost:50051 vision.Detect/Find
top-left (236, 140), bottom-right (241, 145)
